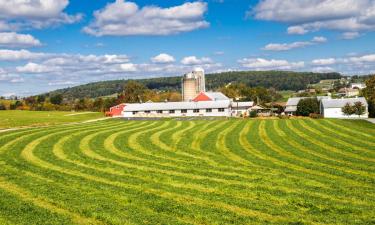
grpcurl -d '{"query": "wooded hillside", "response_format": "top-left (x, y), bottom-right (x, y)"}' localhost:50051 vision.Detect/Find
top-left (48, 71), bottom-right (341, 99)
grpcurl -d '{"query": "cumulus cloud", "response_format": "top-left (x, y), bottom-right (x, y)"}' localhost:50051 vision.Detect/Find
top-left (16, 62), bottom-right (56, 73)
top-left (251, 0), bottom-right (375, 35)
top-left (0, 49), bottom-right (48, 61)
top-left (181, 56), bottom-right (213, 65)
top-left (311, 66), bottom-right (335, 73)
top-left (311, 58), bottom-right (337, 66)
top-left (263, 36), bottom-right (327, 51)
top-left (341, 32), bottom-right (361, 39)
top-left (151, 53), bottom-right (175, 63)
top-left (0, 0), bottom-right (81, 30)
top-left (120, 63), bottom-right (138, 72)
top-left (0, 32), bottom-right (42, 47)
top-left (83, 0), bottom-right (209, 36)
top-left (238, 58), bottom-right (305, 70)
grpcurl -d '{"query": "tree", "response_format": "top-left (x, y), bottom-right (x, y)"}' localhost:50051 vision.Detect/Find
top-left (353, 101), bottom-right (366, 118)
top-left (341, 103), bottom-right (354, 117)
top-left (362, 75), bottom-right (375, 117)
top-left (50, 94), bottom-right (63, 105)
top-left (122, 81), bottom-right (146, 103)
top-left (296, 98), bottom-right (319, 116)
top-left (0, 103), bottom-right (6, 110)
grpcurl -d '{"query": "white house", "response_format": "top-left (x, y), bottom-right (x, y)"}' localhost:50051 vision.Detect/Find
top-left (122, 100), bottom-right (232, 117)
top-left (351, 83), bottom-right (366, 89)
top-left (320, 97), bottom-right (368, 118)
top-left (231, 101), bottom-right (254, 116)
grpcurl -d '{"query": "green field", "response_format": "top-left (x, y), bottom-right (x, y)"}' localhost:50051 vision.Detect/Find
top-left (0, 118), bottom-right (374, 224)
top-left (0, 111), bottom-right (103, 129)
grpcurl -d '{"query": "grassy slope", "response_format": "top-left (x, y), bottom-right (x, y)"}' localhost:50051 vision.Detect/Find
top-left (0, 118), bottom-right (374, 224)
top-left (0, 111), bottom-right (103, 129)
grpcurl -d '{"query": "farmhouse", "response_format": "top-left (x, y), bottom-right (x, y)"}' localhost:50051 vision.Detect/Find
top-left (320, 97), bottom-right (369, 118)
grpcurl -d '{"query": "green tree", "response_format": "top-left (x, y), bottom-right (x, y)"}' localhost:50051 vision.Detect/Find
top-left (362, 75), bottom-right (375, 117)
top-left (353, 101), bottom-right (366, 118)
top-left (122, 81), bottom-right (146, 103)
top-left (296, 98), bottom-right (319, 116)
top-left (341, 103), bottom-right (354, 117)
top-left (50, 94), bottom-right (63, 105)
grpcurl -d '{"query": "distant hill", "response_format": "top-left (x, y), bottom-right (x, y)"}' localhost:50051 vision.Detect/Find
top-left (47, 71), bottom-right (342, 99)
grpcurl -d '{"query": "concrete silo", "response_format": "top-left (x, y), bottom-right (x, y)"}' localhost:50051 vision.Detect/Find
top-left (182, 68), bottom-right (206, 102)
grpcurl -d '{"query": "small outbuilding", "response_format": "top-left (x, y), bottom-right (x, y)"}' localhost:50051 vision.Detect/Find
top-left (320, 97), bottom-right (368, 118)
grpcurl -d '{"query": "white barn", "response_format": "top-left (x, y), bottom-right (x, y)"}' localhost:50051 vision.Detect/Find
top-left (122, 100), bottom-right (232, 117)
top-left (320, 97), bottom-right (368, 118)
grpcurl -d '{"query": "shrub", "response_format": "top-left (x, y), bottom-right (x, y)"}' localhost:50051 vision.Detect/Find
top-left (249, 110), bottom-right (257, 118)
top-left (0, 103), bottom-right (6, 110)
top-left (278, 114), bottom-right (290, 119)
top-left (309, 113), bottom-right (323, 119)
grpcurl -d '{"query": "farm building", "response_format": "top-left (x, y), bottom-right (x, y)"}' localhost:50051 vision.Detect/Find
top-left (351, 83), bottom-right (366, 89)
top-left (338, 88), bottom-right (359, 97)
top-left (320, 97), bottom-right (368, 118)
top-left (122, 100), bottom-right (232, 117)
top-left (285, 96), bottom-right (331, 115)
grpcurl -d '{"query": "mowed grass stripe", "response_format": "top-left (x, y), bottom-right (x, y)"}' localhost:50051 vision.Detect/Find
top-left (20, 125), bottom-right (288, 224)
top-left (297, 120), bottom-right (375, 163)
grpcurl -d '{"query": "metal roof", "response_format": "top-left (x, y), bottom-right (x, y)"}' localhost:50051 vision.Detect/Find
top-left (232, 101), bottom-right (254, 107)
top-left (321, 97), bottom-right (368, 108)
top-left (204, 92), bottom-right (229, 101)
top-left (286, 96), bottom-right (331, 106)
top-left (123, 100), bottom-right (231, 112)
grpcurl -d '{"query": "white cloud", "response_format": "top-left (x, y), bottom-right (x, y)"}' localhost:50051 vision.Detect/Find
top-left (238, 58), bottom-right (305, 70)
top-left (151, 53), bottom-right (175, 63)
top-left (312, 58), bottom-right (337, 66)
top-left (252, 0), bottom-right (375, 35)
top-left (312, 36), bottom-right (327, 43)
top-left (0, 32), bottom-right (41, 47)
top-left (0, 0), bottom-right (81, 30)
top-left (83, 0), bottom-right (209, 36)
top-left (181, 56), bottom-right (213, 65)
top-left (312, 66), bottom-right (335, 73)
top-left (263, 36), bottom-right (327, 51)
top-left (341, 32), bottom-right (361, 39)
top-left (120, 63), bottom-right (137, 72)
top-left (16, 62), bottom-right (57, 73)
top-left (287, 26), bottom-right (308, 35)
top-left (0, 49), bottom-right (47, 61)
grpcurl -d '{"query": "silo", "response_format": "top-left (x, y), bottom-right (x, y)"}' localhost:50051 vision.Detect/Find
top-left (182, 72), bottom-right (197, 101)
top-left (193, 67), bottom-right (206, 93)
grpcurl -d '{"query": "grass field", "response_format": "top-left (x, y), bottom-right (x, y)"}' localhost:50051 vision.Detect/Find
top-left (0, 118), bottom-right (374, 224)
top-left (0, 111), bottom-right (103, 129)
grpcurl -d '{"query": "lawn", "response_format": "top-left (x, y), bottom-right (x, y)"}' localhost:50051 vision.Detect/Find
top-left (0, 118), bottom-right (374, 224)
top-left (0, 110), bottom-right (103, 129)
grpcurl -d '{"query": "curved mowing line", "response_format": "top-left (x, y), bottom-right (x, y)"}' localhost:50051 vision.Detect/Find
top-left (281, 120), bottom-right (375, 176)
top-left (308, 119), bottom-right (375, 152)
top-left (0, 178), bottom-right (103, 225)
top-left (298, 120), bottom-right (375, 163)
top-left (191, 120), bottom-right (223, 151)
top-left (150, 121), bottom-right (182, 152)
top-left (272, 120), bottom-right (374, 184)
top-left (258, 120), bottom-right (369, 188)
top-left (21, 127), bottom-right (287, 223)
top-left (215, 120), bottom-right (251, 166)
top-left (263, 120), bottom-right (375, 188)
top-left (323, 119), bottom-right (375, 140)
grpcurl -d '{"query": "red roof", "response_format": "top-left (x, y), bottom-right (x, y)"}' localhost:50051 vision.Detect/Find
top-left (193, 92), bottom-right (213, 102)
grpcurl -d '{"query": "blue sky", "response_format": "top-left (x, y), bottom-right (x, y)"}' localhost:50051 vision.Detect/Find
top-left (1, 0), bottom-right (375, 96)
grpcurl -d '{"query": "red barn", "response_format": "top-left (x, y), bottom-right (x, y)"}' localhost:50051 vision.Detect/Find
top-left (107, 103), bottom-right (126, 117)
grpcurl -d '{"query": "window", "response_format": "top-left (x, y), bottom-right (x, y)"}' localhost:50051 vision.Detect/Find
top-left (169, 110), bottom-right (175, 114)
top-left (157, 110), bottom-right (163, 114)
top-left (181, 109), bottom-right (187, 113)
top-left (193, 109), bottom-right (199, 113)
top-left (144, 110), bottom-right (150, 113)
top-left (218, 108), bottom-right (225, 112)
top-left (206, 108), bottom-right (212, 113)
top-left (132, 111), bottom-right (138, 115)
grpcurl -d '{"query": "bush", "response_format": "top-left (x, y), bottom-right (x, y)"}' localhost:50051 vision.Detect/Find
top-left (278, 114), bottom-right (290, 119)
top-left (309, 113), bottom-right (323, 119)
top-left (0, 103), bottom-right (6, 110)
top-left (249, 110), bottom-right (257, 118)
top-left (296, 98), bottom-right (319, 116)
